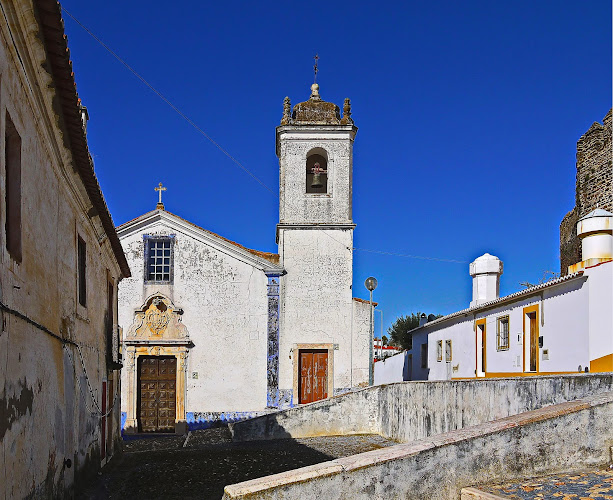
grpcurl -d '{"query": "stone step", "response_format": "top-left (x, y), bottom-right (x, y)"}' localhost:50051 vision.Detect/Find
top-left (461, 487), bottom-right (507, 500)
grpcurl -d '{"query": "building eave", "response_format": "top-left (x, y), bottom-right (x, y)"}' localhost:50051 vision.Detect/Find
top-left (410, 271), bottom-right (586, 334)
top-left (34, 0), bottom-right (130, 278)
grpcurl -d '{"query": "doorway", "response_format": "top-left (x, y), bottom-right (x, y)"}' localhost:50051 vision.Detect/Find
top-left (137, 356), bottom-right (177, 432)
top-left (475, 319), bottom-right (486, 377)
top-left (298, 350), bottom-right (328, 404)
top-left (528, 312), bottom-right (538, 372)
top-left (523, 305), bottom-right (539, 373)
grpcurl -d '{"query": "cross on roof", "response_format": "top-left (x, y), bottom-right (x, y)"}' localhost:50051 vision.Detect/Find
top-left (313, 54), bottom-right (319, 83)
top-left (155, 182), bottom-right (166, 209)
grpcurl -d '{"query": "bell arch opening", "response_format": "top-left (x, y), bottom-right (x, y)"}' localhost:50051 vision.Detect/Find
top-left (306, 148), bottom-right (328, 194)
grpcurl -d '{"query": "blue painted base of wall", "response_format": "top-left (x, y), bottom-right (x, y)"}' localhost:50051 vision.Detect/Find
top-left (186, 411), bottom-right (274, 430)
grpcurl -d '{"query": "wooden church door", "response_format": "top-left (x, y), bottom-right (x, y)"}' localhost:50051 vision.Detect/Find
top-left (138, 356), bottom-right (177, 432)
top-left (299, 350), bottom-right (328, 404)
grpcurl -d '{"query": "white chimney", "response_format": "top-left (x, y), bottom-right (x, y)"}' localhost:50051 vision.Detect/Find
top-left (469, 253), bottom-right (503, 308)
top-left (569, 208), bottom-right (613, 273)
top-left (419, 313), bottom-right (427, 326)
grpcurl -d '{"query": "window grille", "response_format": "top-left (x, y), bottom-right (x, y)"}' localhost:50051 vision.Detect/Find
top-left (144, 237), bottom-right (173, 282)
top-left (497, 316), bottom-right (510, 350)
top-left (436, 340), bottom-right (443, 362)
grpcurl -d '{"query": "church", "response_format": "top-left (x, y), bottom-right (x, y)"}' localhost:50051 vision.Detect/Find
top-left (117, 83), bottom-right (373, 433)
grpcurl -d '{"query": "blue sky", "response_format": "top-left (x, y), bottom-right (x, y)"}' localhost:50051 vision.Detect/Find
top-left (61, 0), bottom-right (611, 335)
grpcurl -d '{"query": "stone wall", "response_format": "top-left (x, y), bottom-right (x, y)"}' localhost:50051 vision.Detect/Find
top-left (560, 109), bottom-right (612, 274)
top-left (230, 374), bottom-right (613, 442)
top-left (223, 391), bottom-right (613, 500)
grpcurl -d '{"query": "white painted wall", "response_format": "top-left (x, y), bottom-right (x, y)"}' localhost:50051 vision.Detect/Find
top-left (585, 261), bottom-right (613, 364)
top-left (118, 214), bottom-right (272, 413)
top-left (374, 352), bottom-right (406, 385)
top-left (277, 120), bottom-right (370, 395)
top-left (423, 277), bottom-right (592, 380)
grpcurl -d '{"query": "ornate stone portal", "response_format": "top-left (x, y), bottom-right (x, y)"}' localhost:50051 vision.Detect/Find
top-left (123, 294), bottom-right (192, 434)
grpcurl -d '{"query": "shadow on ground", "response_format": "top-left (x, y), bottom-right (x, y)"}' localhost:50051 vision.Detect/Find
top-left (77, 428), bottom-right (395, 500)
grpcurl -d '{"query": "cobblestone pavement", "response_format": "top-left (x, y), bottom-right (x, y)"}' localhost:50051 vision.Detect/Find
top-left (77, 428), bottom-right (396, 500)
top-left (475, 469), bottom-right (613, 499)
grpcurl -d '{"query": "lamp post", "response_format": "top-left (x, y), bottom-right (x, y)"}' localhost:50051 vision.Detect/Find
top-left (365, 276), bottom-right (378, 386)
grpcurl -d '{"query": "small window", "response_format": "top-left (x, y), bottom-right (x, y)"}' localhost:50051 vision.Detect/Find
top-left (420, 343), bottom-right (428, 369)
top-left (436, 340), bottom-right (443, 362)
top-left (144, 236), bottom-right (174, 283)
top-left (306, 153), bottom-right (328, 194)
top-left (77, 236), bottom-right (86, 307)
top-left (445, 340), bottom-right (452, 362)
top-left (497, 316), bottom-right (510, 350)
top-left (5, 113), bottom-right (21, 263)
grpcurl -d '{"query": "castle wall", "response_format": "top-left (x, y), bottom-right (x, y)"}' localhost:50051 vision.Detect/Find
top-left (560, 109), bottom-right (612, 274)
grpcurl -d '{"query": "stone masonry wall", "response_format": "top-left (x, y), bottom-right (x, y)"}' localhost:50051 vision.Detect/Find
top-left (560, 109), bottom-right (612, 275)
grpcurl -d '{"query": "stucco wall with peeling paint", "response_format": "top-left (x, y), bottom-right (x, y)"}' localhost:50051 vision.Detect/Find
top-left (118, 215), bottom-right (273, 420)
top-left (0, 2), bottom-right (124, 497)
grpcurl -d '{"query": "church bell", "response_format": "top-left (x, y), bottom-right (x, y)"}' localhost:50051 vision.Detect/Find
top-left (310, 162), bottom-right (325, 189)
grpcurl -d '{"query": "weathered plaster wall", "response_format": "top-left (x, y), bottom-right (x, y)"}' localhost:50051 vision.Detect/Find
top-left (560, 109), bottom-right (612, 275)
top-left (0, 2), bottom-right (124, 497)
top-left (277, 129), bottom-right (354, 225)
top-left (223, 392), bottom-right (613, 500)
top-left (276, 122), bottom-right (369, 401)
top-left (230, 374), bottom-right (613, 443)
top-left (230, 387), bottom-right (380, 441)
top-left (118, 217), bottom-right (271, 419)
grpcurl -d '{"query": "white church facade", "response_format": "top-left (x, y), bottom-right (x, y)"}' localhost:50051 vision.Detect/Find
top-left (117, 84), bottom-right (372, 433)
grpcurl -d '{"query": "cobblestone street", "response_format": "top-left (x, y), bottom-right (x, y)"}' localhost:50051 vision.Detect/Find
top-left (77, 429), bottom-right (396, 500)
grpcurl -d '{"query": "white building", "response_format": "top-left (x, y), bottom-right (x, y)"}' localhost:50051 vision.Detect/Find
top-left (117, 83), bottom-right (372, 433)
top-left (407, 209), bottom-right (612, 381)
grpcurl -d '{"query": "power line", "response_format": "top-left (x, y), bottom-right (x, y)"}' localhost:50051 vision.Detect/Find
top-left (61, 7), bottom-right (277, 197)
top-left (353, 247), bottom-right (468, 264)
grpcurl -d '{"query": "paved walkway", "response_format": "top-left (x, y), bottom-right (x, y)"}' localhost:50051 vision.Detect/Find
top-left (464, 469), bottom-right (613, 499)
top-left (77, 428), bottom-right (396, 500)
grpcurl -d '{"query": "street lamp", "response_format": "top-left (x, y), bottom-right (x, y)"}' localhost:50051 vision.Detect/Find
top-left (365, 276), bottom-right (378, 386)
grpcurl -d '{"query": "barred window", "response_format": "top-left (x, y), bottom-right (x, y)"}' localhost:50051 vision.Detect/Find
top-left (144, 237), bottom-right (173, 283)
top-left (497, 316), bottom-right (510, 350)
top-left (436, 340), bottom-right (443, 362)
top-left (445, 340), bottom-right (452, 362)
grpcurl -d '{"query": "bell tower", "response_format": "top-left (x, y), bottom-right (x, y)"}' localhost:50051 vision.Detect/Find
top-left (275, 83), bottom-right (360, 404)
top-left (276, 83), bottom-right (356, 229)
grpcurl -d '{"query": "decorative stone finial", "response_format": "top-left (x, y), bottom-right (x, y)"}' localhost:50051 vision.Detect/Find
top-left (341, 98), bottom-right (353, 125)
top-left (310, 83), bottom-right (321, 101)
top-left (281, 96), bottom-right (291, 125)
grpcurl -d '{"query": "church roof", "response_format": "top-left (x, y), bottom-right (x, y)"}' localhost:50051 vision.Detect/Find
top-left (35, 0), bottom-right (130, 278)
top-left (117, 209), bottom-right (282, 271)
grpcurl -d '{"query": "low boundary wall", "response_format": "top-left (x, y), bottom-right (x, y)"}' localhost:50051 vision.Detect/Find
top-left (230, 373), bottom-right (613, 443)
top-left (223, 391), bottom-right (613, 499)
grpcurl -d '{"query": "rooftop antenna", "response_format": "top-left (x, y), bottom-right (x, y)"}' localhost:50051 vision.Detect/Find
top-left (313, 53), bottom-right (319, 83)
